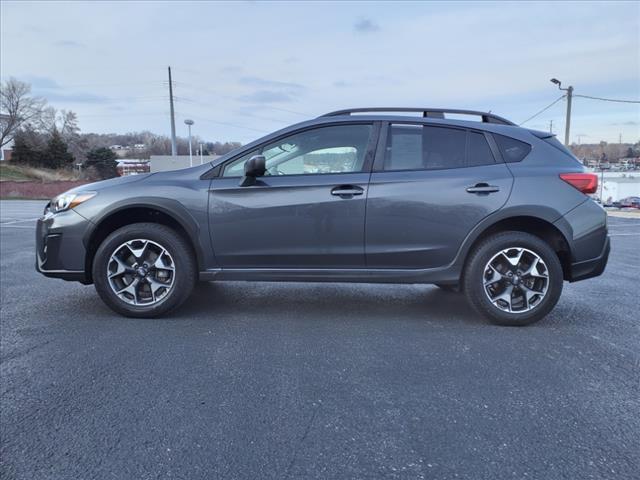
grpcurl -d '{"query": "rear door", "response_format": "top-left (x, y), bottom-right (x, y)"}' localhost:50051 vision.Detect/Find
top-left (208, 123), bottom-right (378, 268)
top-left (365, 122), bottom-right (513, 268)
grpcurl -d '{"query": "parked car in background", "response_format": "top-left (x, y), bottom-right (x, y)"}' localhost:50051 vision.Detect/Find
top-left (35, 107), bottom-right (610, 326)
top-left (618, 196), bottom-right (640, 209)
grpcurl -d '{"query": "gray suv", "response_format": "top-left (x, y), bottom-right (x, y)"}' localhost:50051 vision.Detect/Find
top-left (36, 108), bottom-right (610, 325)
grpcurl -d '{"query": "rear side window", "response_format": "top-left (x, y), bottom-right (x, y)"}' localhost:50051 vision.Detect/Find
top-left (467, 131), bottom-right (496, 167)
top-left (493, 134), bottom-right (531, 163)
top-left (383, 125), bottom-right (495, 171)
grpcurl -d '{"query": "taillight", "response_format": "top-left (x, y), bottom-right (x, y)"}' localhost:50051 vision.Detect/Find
top-left (559, 173), bottom-right (598, 194)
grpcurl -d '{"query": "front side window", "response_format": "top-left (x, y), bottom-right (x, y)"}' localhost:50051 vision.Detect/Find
top-left (223, 149), bottom-right (259, 177)
top-left (383, 124), bottom-right (495, 171)
top-left (222, 124), bottom-right (372, 177)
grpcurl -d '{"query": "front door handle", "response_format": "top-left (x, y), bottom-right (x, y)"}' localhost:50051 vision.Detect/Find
top-left (331, 185), bottom-right (364, 198)
top-left (466, 183), bottom-right (500, 194)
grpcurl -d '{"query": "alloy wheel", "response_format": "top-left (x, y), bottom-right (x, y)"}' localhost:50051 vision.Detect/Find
top-left (482, 247), bottom-right (549, 313)
top-left (107, 239), bottom-right (175, 306)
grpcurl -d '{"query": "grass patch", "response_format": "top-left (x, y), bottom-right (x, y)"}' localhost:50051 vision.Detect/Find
top-left (0, 163), bottom-right (33, 181)
top-left (0, 163), bottom-right (81, 182)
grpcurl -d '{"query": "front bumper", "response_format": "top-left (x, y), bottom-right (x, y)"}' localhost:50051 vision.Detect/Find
top-left (35, 209), bottom-right (92, 283)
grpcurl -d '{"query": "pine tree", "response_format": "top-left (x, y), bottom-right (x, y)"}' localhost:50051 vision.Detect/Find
top-left (43, 128), bottom-right (74, 169)
top-left (10, 132), bottom-right (41, 166)
top-left (84, 147), bottom-right (118, 179)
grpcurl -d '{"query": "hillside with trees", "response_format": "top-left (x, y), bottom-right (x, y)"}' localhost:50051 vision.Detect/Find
top-left (1, 78), bottom-right (242, 181)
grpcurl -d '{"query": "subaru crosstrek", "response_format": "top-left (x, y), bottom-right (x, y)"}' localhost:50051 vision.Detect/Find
top-left (36, 108), bottom-right (610, 325)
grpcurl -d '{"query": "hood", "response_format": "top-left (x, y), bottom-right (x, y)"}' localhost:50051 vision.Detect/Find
top-left (70, 173), bottom-right (154, 193)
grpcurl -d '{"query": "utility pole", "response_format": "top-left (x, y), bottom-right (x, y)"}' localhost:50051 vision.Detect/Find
top-left (550, 78), bottom-right (573, 146)
top-left (549, 119), bottom-right (553, 134)
top-left (199, 143), bottom-right (204, 164)
top-left (564, 86), bottom-right (573, 146)
top-left (168, 66), bottom-right (177, 157)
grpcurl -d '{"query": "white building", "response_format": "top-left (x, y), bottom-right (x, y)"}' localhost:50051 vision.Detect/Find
top-left (591, 171), bottom-right (640, 203)
top-left (150, 155), bottom-right (220, 172)
top-left (0, 113), bottom-right (15, 161)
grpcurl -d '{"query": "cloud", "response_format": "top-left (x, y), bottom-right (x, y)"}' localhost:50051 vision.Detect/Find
top-left (237, 90), bottom-right (293, 103)
top-left (333, 80), bottom-right (350, 88)
top-left (54, 40), bottom-right (84, 48)
top-left (22, 75), bottom-right (61, 89)
top-left (238, 76), bottom-right (305, 92)
top-left (219, 65), bottom-right (243, 74)
top-left (20, 75), bottom-right (107, 103)
top-left (354, 18), bottom-right (380, 33)
top-left (611, 120), bottom-right (639, 126)
top-left (237, 76), bottom-right (305, 104)
top-left (40, 91), bottom-right (109, 104)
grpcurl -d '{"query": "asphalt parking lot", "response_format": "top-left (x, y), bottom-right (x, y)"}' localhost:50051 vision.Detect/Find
top-left (1, 200), bottom-right (638, 480)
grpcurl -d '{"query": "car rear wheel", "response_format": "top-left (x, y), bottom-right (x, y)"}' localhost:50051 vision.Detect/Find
top-left (463, 231), bottom-right (563, 326)
top-left (92, 223), bottom-right (196, 318)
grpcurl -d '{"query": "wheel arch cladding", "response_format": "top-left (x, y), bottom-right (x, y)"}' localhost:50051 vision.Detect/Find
top-left (460, 215), bottom-right (572, 281)
top-left (84, 201), bottom-right (202, 283)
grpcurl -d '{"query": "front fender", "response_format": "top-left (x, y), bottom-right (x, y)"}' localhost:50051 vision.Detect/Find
top-left (79, 196), bottom-right (213, 272)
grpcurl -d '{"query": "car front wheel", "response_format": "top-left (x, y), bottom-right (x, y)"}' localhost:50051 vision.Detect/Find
top-left (92, 223), bottom-right (196, 318)
top-left (463, 231), bottom-right (563, 326)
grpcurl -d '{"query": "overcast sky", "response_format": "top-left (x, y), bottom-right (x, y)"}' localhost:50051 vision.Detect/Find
top-left (1, 0), bottom-right (639, 144)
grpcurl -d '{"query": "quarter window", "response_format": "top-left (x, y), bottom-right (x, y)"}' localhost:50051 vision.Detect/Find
top-left (493, 134), bottom-right (531, 163)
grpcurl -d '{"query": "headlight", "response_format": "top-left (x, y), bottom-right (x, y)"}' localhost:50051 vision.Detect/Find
top-left (49, 191), bottom-right (97, 214)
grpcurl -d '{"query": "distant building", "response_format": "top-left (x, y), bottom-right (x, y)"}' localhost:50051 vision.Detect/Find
top-left (116, 159), bottom-right (150, 176)
top-left (0, 113), bottom-right (14, 161)
top-left (150, 155), bottom-right (220, 172)
top-left (588, 171), bottom-right (640, 202)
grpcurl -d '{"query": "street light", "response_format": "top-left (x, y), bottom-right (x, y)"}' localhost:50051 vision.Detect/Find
top-left (184, 119), bottom-right (194, 167)
top-left (550, 78), bottom-right (574, 146)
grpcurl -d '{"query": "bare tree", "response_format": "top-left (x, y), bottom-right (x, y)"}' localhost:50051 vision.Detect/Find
top-left (0, 78), bottom-right (46, 148)
top-left (58, 110), bottom-right (80, 138)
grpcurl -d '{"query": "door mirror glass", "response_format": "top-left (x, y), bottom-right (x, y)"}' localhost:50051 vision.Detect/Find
top-left (240, 155), bottom-right (266, 186)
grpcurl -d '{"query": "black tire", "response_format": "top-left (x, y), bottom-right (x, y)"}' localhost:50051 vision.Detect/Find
top-left (434, 283), bottom-right (460, 293)
top-left (463, 231), bottom-right (563, 326)
top-left (92, 223), bottom-right (197, 318)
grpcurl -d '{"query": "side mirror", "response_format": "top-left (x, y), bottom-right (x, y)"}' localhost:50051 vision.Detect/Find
top-left (240, 155), bottom-right (266, 186)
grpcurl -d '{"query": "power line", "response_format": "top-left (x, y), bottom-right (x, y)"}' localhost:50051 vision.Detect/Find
top-left (173, 95), bottom-right (293, 125)
top-left (574, 94), bottom-right (640, 104)
top-left (171, 80), bottom-right (311, 117)
top-left (520, 95), bottom-right (566, 126)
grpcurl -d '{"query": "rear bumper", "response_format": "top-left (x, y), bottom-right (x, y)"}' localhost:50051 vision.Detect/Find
top-left (35, 210), bottom-right (92, 284)
top-left (555, 199), bottom-right (610, 283)
top-left (567, 235), bottom-right (610, 282)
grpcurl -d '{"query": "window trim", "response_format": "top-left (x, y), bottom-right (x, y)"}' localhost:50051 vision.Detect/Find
top-left (373, 122), bottom-right (501, 173)
top-left (217, 121), bottom-right (381, 178)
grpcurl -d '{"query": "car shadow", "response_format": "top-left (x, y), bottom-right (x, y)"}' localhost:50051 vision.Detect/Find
top-left (174, 281), bottom-right (484, 326)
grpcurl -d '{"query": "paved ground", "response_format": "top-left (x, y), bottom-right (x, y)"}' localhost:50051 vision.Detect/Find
top-left (1, 200), bottom-right (639, 480)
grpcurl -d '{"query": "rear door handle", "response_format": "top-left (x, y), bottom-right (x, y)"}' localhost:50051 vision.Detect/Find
top-left (466, 183), bottom-right (500, 194)
top-left (331, 185), bottom-right (364, 198)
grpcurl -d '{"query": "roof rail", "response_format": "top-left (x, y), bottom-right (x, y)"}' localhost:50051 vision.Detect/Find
top-left (320, 108), bottom-right (515, 126)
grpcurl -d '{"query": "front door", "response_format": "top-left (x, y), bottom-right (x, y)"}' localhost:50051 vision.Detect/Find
top-left (208, 123), bottom-right (377, 269)
top-left (365, 123), bottom-right (514, 269)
